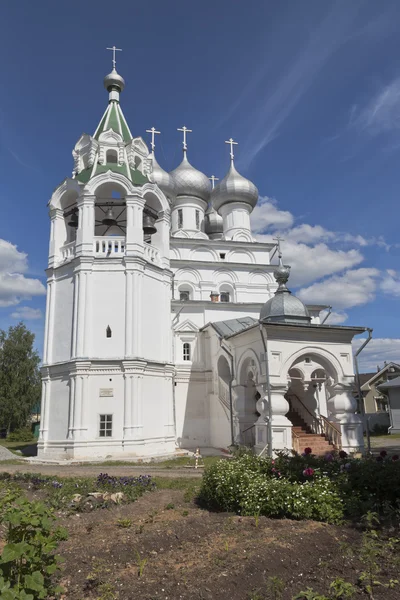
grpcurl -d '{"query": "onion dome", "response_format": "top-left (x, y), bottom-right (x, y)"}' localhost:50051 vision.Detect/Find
top-left (204, 205), bottom-right (223, 239)
top-left (104, 67), bottom-right (125, 93)
top-left (212, 162), bottom-right (258, 212)
top-left (170, 154), bottom-right (211, 203)
top-left (150, 153), bottom-right (175, 201)
top-left (260, 260), bottom-right (311, 325)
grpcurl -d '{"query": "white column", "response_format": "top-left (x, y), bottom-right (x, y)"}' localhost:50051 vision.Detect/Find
top-left (75, 195), bottom-right (95, 257)
top-left (82, 269), bottom-right (93, 357)
top-left (327, 382), bottom-right (364, 453)
top-left (71, 270), bottom-right (80, 358)
top-left (123, 373), bottom-right (133, 438)
top-left (152, 209), bottom-right (171, 268)
top-left (76, 271), bottom-right (87, 358)
top-left (39, 371), bottom-right (50, 441)
top-left (125, 195), bottom-right (146, 255)
top-left (132, 271), bottom-right (143, 357)
top-left (164, 369), bottom-right (175, 438)
top-left (48, 208), bottom-right (65, 267)
top-left (43, 274), bottom-right (55, 364)
top-left (132, 374), bottom-right (143, 438)
top-left (125, 270), bottom-right (134, 356)
top-left (219, 202), bottom-right (253, 241)
top-left (73, 374), bottom-right (83, 439)
top-left (67, 376), bottom-right (76, 439)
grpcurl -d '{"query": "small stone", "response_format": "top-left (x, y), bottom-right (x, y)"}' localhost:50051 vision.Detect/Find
top-left (72, 494), bottom-right (82, 503)
top-left (110, 492), bottom-right (125, 504)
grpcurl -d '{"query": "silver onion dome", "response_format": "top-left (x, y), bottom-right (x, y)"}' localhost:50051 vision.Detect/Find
top-left (212, 162), bottom-right (258, 212)
top-left (104, 68), bottom-right (125, 92)
top-left (260, 263), bottom-right (311, 325)
top-left (170, 154), bottom-right (211, 203)
top-left (204, 205), bottom-right (223, 239)
top-left (150, 154), bottom-right (175, 201)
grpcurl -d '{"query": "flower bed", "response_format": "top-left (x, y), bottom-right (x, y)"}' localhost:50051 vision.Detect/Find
top-left (199, 449), bottom-right (400, 524)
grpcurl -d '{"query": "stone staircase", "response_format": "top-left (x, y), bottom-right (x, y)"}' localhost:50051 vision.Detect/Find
top-left (287, 409), bottom-right (335, 456)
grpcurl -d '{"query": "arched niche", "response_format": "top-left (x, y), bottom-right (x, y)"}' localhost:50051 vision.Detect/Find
top-left (93, 181), bottom-right (127, 237)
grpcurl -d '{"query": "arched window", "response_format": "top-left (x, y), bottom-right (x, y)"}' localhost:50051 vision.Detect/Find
top-left (178, 209), bottom-right (183, 229)
top-left (183, 342), bottom-right (191, 361)
top-left (106, 150), bottom-right (118, 164)
top-left (106, 326), bottom-right (112, 338)
top-left (220, 291), bottom-right (230, 303)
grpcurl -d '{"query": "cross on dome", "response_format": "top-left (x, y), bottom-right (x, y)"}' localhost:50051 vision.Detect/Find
top-left (225, 137), bottom-right (238, 161)
top-left (209, 175), bottom-right (219, 189)
top-left (177, 126), bottom-right (192, 152)
top-left (106, 46), bottom-right (122, 70)
top-left (146, 127), bottom-right (161, 152)
top-left (273, 235), bottom-right (285, 264)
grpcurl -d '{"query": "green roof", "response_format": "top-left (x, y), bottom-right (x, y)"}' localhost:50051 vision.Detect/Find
top-left (94, 100), bottom-right (133, 143)
top-left (76, 162), bottom-right (149, 186)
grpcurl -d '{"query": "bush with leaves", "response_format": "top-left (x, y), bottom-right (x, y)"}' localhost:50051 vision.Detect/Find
top-left (0, 487), bottom-right (67, 599)
top-left (199, 450), bottom-right (400, 523)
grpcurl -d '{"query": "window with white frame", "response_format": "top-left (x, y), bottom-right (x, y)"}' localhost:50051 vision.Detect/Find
top-left (99, 414), bottom-right (113, 437)
top-left (183, 342), bottom-right (191, 361)
top-left (220, 291), bottom-right (230, 302)
top-left (178, 209), bottom-right (183, 229)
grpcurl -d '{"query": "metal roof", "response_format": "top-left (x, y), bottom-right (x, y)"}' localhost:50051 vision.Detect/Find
top-left (377, 375), bottom-right (400, 389)
top-left (211, 317), bottom-right (257, 338)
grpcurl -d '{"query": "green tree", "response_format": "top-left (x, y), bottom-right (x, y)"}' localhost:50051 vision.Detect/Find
top-left (0, 323), bottom-right (41, 433)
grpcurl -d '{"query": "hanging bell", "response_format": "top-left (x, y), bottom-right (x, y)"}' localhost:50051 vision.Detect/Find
top-left (143, 213), bottom-right (157, 236)
top-left (68, 211), bottom-right (79, 228)
top-left (102, 207), bottom-right (117, 227)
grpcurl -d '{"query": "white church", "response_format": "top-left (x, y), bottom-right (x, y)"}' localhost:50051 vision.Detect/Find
top-left (38, 55), bottom-right (366, 460)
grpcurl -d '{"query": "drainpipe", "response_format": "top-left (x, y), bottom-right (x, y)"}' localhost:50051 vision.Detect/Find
top-left (170, 303), bottom-right (186, 446)
top-left (354, 328), bottom-right (373, 454)
top-left (220, 339), bottom-right (235, 448)
top-left (259, 323), bottom-right (273, 457)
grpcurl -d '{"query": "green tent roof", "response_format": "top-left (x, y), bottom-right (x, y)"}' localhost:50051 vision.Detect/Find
top-left (94, 100), bottom-right (133, 143)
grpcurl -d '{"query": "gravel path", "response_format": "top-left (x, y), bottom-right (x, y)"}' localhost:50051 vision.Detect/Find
top-left (0, 445), bottom-right (15, 460)
top-left (0, 463), bottom-right (203, 478)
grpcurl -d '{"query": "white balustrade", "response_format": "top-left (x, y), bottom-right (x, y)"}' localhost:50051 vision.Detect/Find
top-left (94, 237), bottom-right (126, 257)
top-left (143, 243), bottom-right (161, 265)
top-left (60, 241), bottom-right (75, 262)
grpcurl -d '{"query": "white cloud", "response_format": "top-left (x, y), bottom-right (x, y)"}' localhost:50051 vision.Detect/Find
top-left (321, 309), bottom-right (349, 325)
top-left (352, 338), bottom-right (400, 372)
top-left (11, 306), bottom-right (43, 320)
top-left (250, 197), bottom-right (294, 233)
top-left (0, 240), bottom-right (46, 307)
top-left (380, 269), bottom-right (400, 297)
top-left (351, 77), bottom-right (400, 135)
top-left (298, 268), bottom-right (380, 309)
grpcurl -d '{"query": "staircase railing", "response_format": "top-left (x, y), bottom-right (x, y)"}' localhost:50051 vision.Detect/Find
top-left (292, 428), bottom-right (302, 454)
top-left (319, 415), bottom-right (342, 449)
top-left (288, 393), bottom-right (342, 450)
top-left (287, 393), bottom-right (322, 435)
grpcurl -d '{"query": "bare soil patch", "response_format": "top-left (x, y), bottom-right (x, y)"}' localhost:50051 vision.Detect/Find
top-left (51, 488), bottom-right (399, 600)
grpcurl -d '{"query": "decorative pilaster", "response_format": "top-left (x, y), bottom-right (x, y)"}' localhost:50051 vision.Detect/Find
top-left (48, 208), bottom-right (65, 267)
top-left (327, 382), bottom-right (364, 452)
top-left (72, 260), bottom-right (94, 359)
top-left (39, 368), bottom-right (51, 442)
top-left (125, 195), bottom-right (146, 255)
top-left (43, 273), bottom-right (56, 364)
top-left (75, 195), bottom-right (95, 257)
top-left (122, 361), bottom-right (146, 440)
top-left (164, 366), bottom-right (175, 438)
top-left (124, 261), bottom-right (144, 358)
top-left (70, 362), bottom-right (91, 440)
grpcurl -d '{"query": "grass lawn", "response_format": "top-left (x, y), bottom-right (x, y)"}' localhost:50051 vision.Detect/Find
top-left (0, 438), bottom-right (37, 456)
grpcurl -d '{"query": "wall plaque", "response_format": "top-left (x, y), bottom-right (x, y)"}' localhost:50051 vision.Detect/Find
top-left (100, 388), bottom-right (114, 397)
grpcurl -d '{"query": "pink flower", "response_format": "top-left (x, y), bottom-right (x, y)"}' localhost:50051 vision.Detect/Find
top-left (304, 447), bottom-right (312, 455)
top-left (380, 450), bottom-right (387, 458)
top-left (303, 468), bottom-right (315, 477)
top-left (339, 450), bottom-right (348, 459)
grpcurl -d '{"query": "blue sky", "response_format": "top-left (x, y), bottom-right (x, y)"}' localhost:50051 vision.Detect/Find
top-left (0, 0), bottom-right (399, 370)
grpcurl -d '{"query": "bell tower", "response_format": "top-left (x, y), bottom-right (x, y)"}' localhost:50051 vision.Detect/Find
top-left (39, 52), bottom-right (175, 460)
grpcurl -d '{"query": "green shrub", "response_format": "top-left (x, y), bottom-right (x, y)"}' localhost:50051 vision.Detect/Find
top-left (199, 451), bottom-right (400, 523)
top-left (0, 488), bottom-right (67, 599)
top-left (7, 428), bottom-right (34, 443)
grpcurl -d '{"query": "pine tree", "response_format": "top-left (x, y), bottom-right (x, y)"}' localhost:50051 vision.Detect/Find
top-left (0, 323), bottom-right (41, 433)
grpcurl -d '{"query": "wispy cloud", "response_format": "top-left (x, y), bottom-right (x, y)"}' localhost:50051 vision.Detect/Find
top-left (225, 2), bottom-right (366, 169)
top-left (350, 77), bottom-right (400, 135)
